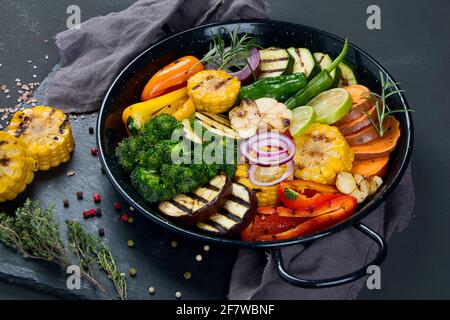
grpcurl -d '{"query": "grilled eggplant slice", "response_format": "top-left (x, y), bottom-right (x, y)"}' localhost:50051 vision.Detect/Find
top-left (197, 183), bottom-right (257, 236)
top-left (158, 174), bottom-right (232, 223)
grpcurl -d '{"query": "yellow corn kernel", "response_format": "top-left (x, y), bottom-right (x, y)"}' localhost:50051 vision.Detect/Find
top-left (235, 164), bottom-right (279, 208)
top-left (187, 70), bottom-right (240, 114)
top-left (0, 131), bottom-right (37, 202)
top-left (294, 123), bottom-right (354, 185)
top-left (7, 106), bottom-right (74, 171)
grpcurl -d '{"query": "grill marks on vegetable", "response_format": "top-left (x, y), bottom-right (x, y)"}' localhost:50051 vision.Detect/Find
top-left (197, 183), bottom-right (257, 235)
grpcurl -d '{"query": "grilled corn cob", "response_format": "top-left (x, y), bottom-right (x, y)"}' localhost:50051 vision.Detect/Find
top-left (0, 131), bottom-right (37, 202)
top-left (235, 164), bottom-right (278, 207)
top-left (187, 70), bottom-right (240, 114)
top-left (294, 123), bottom-right (354, 185)
top-left (7, 106), bottom-right (74, 171)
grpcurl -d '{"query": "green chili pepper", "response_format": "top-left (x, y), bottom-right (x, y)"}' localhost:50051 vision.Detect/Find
top-left (285, 39), bottom-right (349, 109)
top-left (239, 73), bottom-right (307, 102)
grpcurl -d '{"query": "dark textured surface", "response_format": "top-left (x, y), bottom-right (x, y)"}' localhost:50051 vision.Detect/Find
top-left (0, 0), bottom-right (449, 299)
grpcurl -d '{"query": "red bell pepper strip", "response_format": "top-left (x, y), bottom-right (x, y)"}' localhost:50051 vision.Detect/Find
top-left (278, 180), bottom-right (341, 210)
top-left (276, 195), bottom-right (357, 218)
top-left (256, 196), bottom-right (358, 241)
top-left (241, 214), bottom-right (308, 242)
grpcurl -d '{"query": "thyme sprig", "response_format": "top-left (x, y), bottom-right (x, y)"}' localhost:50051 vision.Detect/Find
top-left (366, 72), bottom-right (414, 137)
top-left (97, 242), bottom-right (127, 300)
top-left (199, 26), bottom-right (259, 72)
top-left (0, 200), bottom-right (104, 292)
top-left (66, 220), bottom-right (106, 293)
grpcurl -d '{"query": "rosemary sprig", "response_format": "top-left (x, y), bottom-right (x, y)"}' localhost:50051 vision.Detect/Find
top-left (199, 26), bottom-right (259, 72)
top-left (97, 242), bottom-right (127, 300)
top-left (0, 200), bottom-right (104, 292)
top-left (365, 71), bottom-right (414, 137)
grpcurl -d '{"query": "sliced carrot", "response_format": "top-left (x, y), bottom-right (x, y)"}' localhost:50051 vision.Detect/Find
top-left (352, 117), bottom-right (401, 160)
top-left (352, 156), bottom-right (390, 177)
top-left (344, 116), bottom-right (391, 146)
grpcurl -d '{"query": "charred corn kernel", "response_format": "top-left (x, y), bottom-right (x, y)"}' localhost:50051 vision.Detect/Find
top-left (7, 106), bottom-right (74, 171)
top-left (122, 87), bottom-right (188, 134)
top-left (294, 124), bottom-right (354, 185)
top-left (0, 131), bottom-right (37, 202)
top-left (187, 70), bottom-right (240, 114)
top-left (235, 164), bottom-right (279, 207)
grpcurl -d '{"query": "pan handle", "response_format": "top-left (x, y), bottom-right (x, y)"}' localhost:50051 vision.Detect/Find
top-left (272, 223), bottom-right (387, 289)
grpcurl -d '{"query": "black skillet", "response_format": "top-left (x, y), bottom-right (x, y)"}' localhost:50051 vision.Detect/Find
top-left (97, 20), bottom-right (413, 289)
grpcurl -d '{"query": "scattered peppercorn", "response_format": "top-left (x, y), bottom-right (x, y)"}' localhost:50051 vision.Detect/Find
top-left (93, 193), bottom-right (101, 203)
top-left (175, 291), bottom-right (182, 299)
top-left (88, 208), bottom-right (96, 217)
top-left (101, 167), bottom-right (106, 175)
top-left (183, 272), bottom-right (192, 280)
top-left (98, 228), bottom-right (105, 237)
top-left (127, 240), bottom-right (135, 248)
top-left (129, 268), bottom-right (137, 277)
top-left (63, 199), bottom-right (69, 208)
top-left (121, 214), bottom-right (129, 222)
top-left (196, 254), bottom-right (203, 262)
top-left (148, 287), bottom-right (156, 295)
top-left (89, 127), bottom-right (94, 135)
top-left (203, 245), bottom-right (210, 252)
top-left (128, 216), bottom-right (135, 224)
top-left (83, 211), bottom-right (90, 219)
top-left (91, 147), bottom-right (98, 156)
top-left (77, 191), bottom-right (83, 200)
top-left (113, 202), bottom-right (121, 211)
top-left (171, 241), bottom-right (178, 248)
top-left (95, 208), bottom-right (102, 217)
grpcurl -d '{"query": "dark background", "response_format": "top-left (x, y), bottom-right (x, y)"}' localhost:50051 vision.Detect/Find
top-left (0, 0), bottom-right (449, 299)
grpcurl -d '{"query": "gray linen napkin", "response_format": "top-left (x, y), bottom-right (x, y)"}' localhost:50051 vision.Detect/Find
top-left (228, 165), bottom-right (414, 300)
top-left (41, 0), bottom-right (268, 113)
top-left (38, 0), bottom-right (415, 300)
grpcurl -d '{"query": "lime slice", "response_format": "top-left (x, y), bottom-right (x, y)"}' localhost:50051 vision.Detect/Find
top-left (307, 88), bottom-right (352, 124)
top-left (290, 106), bottom-right (316, 139)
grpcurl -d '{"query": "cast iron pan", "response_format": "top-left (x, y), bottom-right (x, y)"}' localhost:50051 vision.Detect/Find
top-left (97, 20), bottom-right (413, 289)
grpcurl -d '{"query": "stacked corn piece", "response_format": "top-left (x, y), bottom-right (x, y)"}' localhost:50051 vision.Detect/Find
top-left (0, 131), bottom-right (37, 202)
top-left (187, 70), bottom-right (241, 114)
top-left (7, 106), bottom-right (75, 171)
top-left (235, 164), bottom-right (279, 208)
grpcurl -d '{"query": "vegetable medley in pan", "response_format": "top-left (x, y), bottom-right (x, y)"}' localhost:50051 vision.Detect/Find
top-left (115, 27), bottom-right (408, 242)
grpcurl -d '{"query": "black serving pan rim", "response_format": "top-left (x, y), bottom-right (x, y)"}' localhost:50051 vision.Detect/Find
top-left (97, 19), bottom-right (414, 249)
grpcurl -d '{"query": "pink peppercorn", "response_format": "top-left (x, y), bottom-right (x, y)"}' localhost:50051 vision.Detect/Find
top-left (93, 193), bottom-right (101, 203)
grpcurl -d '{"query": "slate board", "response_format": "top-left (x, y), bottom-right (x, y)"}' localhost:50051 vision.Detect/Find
top-left (0, 112), bottom-right (238, 300)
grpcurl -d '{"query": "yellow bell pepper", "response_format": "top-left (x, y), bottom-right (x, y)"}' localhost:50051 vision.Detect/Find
top-left (7, 106), bottom-right (74, 171)
top-left (173, 98), bottom-right (196, 120)
top-left (187, 70), bottom-right (240, 114)
top-left (122, 87), bottom-right (187, 134)
top-left (0, 131), bottom-right (37, 202)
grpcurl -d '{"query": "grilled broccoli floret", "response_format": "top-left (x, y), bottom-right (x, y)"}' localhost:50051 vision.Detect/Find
top-left (131, 167), bottom-right (177, 203)
top-left (116, 135), bottom-right (147, 172)
top-left (141, 114), bottom-right (183, 141)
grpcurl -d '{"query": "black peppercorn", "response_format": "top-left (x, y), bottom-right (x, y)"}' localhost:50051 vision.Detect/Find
top-left (98, 228), bottom-right (105, 237)
top-left (76, 191), bottom-right (83, 200)
top-left (89, 127), bottom-right (94, 135)
top-left (95, 208), bottom-right (102, 217)
top-left (63, 199), bottom-right (69, 208)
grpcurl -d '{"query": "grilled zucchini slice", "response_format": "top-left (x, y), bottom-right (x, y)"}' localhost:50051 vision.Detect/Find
top-left (197, 183), bottom-right (257, 236)
top-left (194, 112), bottom-right (239, 140)
top-left (158, 174), bottom-right (232, 223)
top-left (258, 48), bottom-right (292, 79)
top-left (338, 61), bottom-right (358, 87)
top-left (287, 48), bottom-right (318, 79)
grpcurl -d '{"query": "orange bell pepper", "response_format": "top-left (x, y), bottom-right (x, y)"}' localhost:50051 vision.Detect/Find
top-left (141, 56), bottom-right (204, 101)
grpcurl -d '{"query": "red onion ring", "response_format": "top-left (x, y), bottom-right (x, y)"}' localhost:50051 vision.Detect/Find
top-left (206, 47), bottom-right (260, 83)
top-left (248, 160), bottom-right (295, 187)
top-left (240, 132), bottom-right (296, 167)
